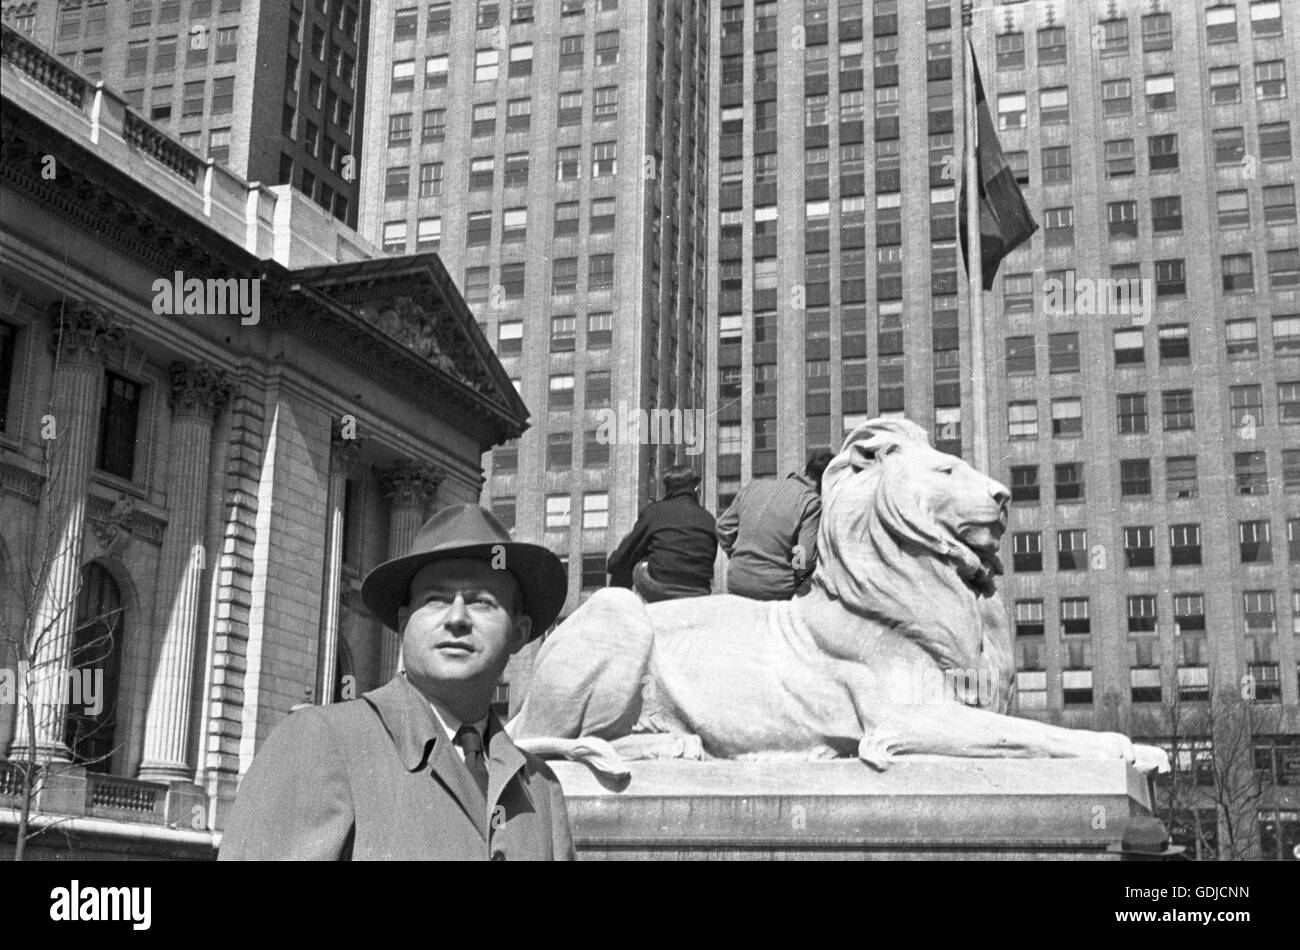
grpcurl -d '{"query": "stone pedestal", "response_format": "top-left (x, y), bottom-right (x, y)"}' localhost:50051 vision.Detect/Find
top-left (551, 758), bottom-right (1154, 860)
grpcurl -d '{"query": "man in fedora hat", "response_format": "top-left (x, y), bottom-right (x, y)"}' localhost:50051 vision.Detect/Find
top-left (1106, 816), bottom-right (1187, 861)
top-left (220, 505), bottom-right (574, 861)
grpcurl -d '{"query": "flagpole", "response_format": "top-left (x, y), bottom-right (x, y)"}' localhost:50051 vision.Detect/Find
top-left (962, 0), bottom-right (989, 474)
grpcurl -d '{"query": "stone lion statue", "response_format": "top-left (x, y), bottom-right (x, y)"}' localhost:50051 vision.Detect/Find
top-left (509, 418), bottom-right (1169, 776)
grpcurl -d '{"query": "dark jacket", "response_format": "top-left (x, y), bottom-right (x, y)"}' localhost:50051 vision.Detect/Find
top-left (218, 675), bottom-right (574, 861)
top-left (715, 473), bottom-right (822, 600)
top-left (607, 489), bottom-right (717, 590)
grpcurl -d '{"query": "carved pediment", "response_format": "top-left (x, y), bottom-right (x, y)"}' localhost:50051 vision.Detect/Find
top-left (352, 296), bottom-right (484, 394)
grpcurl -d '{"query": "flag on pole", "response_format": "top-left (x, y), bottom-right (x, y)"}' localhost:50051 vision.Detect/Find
top-left (959, 43), bottom-right (1038, 291)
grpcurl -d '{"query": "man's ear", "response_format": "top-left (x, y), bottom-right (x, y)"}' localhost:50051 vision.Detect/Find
top-left (510, 614), bottom-right (533, 654)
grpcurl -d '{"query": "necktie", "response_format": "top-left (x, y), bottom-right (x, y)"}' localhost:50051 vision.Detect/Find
top-left (454, 724), bottom-right (490, 799)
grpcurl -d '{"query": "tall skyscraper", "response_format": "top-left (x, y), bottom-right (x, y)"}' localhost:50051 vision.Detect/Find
top-left (358, 0), bottom-right (710, 608)
top-left (3, 0), bottom-right (369, 227)
top-left (704, 0), bottom-right (1297, 855)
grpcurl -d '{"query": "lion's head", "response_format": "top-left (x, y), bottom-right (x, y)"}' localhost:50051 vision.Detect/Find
top-left (810, 418), bottom-right (1013, 703)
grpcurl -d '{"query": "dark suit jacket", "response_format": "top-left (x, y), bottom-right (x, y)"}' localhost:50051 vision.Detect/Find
top-left (606, 489), bottom-right (717, 589)
top-left (218, 675), bottom-right (575, 861)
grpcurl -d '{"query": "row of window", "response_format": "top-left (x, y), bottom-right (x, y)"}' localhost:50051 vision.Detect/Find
top-left (390, 31), bottom-right (619, 92)
top-left (1012, 452), bottom-right (1300, 505)
top-left (1012, 590), bottom-right (1298, 640)
top-left (414, 0), bottom-right (616, 38)
top-left (1009, 521), bottom-right (1300, 573)
top-left (1007, 321), bottom-right (1300, 374)
top-left (996, 63), bottom-right (1288, 132)
top-left (993, 3), bottom-right (1285, 69)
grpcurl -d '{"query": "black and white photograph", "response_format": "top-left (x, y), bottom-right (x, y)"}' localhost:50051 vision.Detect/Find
top-left (0, 0), bottom-right (1293, 921)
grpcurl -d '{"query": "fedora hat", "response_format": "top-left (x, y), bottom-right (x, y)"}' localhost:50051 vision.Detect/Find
top-left (360, 504), bottom-right (567, 639)
top-left (1106, 816), bottom-right (1186, 857)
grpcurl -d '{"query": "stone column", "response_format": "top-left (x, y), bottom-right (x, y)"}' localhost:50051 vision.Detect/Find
top-left (375, 462), bottom-right (443, 678)
top-left (316, 425), bottom-right (363, 704)
top-left (137, 363), bottom-right (231, 782)
top-left (18, 302), bottom-right (123, 762)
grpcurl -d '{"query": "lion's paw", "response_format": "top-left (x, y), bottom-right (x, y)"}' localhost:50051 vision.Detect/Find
top-left (857, 732), bottom-right (898, 771)
top-left (1132, 743), bottom-right (1171, 775)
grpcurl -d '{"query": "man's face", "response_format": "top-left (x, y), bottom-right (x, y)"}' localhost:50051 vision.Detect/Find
top-left (398, 558), bottom-right (531, 711)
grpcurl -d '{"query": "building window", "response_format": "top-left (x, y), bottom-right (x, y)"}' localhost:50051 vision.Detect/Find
top-left (1265, 185), bottom-right (1298, 225)
top-left (474, 49), bottom-right (500, 82)
top-left (1155, 259), bottom-right (1186, 298)
top-left (1230, 385), bottom-right (1264, 429)
top-left (1171, 524), bottom-right (1202, 566)
top-left (547, 432), bottom-right (573, 470)
top-left (1166, 456), bottom-right (1198, 500)
top-left (549, 314), bottom-right (576, 352)
top-left (1235, 453), bottom-right (1269, 497)
top-left (1005, 336), bottom-right (1036, 375)
top-left (1105, 139), bottom-right (1135, 178)
top-left (1260, 122), bottom-right (1293, 161)
top-left (1042, 146), bottom-right (1071, 183)
top-left (1050, 398), bottom-right (1082, 438)
top-left (590, 197), bottom-right (615, 233)
top-left (96, 372), bottom-right (141, 481)
top-left (1058, 530), bottom-right (1087, 571)
top-left (1010, 465), bottom-right (1039, 504)
top-left (503, 152), bottom-right (529, 188)
top-left (1061, 597), bottom-right (1090, 637)
top-left (469, 156), bottom-right (495, 190)
top-left (0, 322), bottom-right (17, 433)
top-left (1039, 87), bottom-right (1068, 124)
top-left (559, 35), bottom-right (584, 70)
top-left (1008, 402), bottom-right (1038, 440)
top-left (1108, 200), bottom-right (1139, 241)
top-left (1054, 463), bottom-right (1083, 503)
top-left (586, 312), bottom-right (611, 348)
top-left (465, 211), bottom-right (492, 247)
top-left (592, 141), bottom-right (617, 177)
top-left (1012, 532), bottom-right (1042, 572)
top-left (1250, 1), bottom-right (1283, 36)
top-left (589, 254), bottom-right (614, 290)
top-left (1270, 249), bottom-right (1300, 289)
top-left (1124, 527), bottom-right (1156, 568)
top-left (1214, 126), bottom-right (1247, 165)
top-left (1145, 74), bottom-right (1176, 111)
top-left (1256, 60), bottom-right (1288, 99)
top-left (548, 375), bottom-right (575, 410)
top-left (1162, 390), bottom-right (1194, 431)
top-left (388, 113), bottom-right (413, 147)
top-left (417, 162), bottom-right (444, 198)
top-left (472, 102), bottom-right (497, 137)
top-left (1048, 332), bottom-right (1079, 373)
top-left (1128, 594), bottom-right (1158, 634)
top-left (499, 262), bottom-right (525, 298)
top-left (585, 370), bottom-right (611, 410)
top-left (424, 55), bottom-right (448, 88)
top-left (1281, 381), bottom-right (1300, 424)
top-left (381, 221), bottom-right (407, 253)
top-left (1102, 78), bottom-right (1132, 116)
top-left (1148, 134), bottom-right (1179, 172)
top-left (1038, 26), bottom-right (1066, 64)
top-left (1210, 65), bottom-right (1242, 104)
top-left (1114, 330), bottom-right (1144, 367)
top-left (1206, 4), bottom-right (1238, 43)
top-left (595, 30), bottom-right (619, 65)
top-left (1121, 459), bottom-right (1152, 497)
top-left (552, 258), bottom-right (578, 295)
top-left (208, 127), bottom-right (231, 163)
top-left (997, 92), bottom-right (1026, 130)
top-left (556, 146), bottom-right (581, 182)
top-left (1117, 393), bottom-right (1148, 434)
top-left (1157, 324), bottom-right (1190, 362)
top-left (544, 495), bottom-right (571, 531)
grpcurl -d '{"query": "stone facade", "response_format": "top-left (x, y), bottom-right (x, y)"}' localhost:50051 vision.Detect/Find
top-left (0, 27), bottom-right (526, 857)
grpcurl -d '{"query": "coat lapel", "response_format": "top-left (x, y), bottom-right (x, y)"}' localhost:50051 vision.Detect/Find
top-left (362, 675), bottom-right (488, 842)
top-left (486, 711), bottom-right (535, 819)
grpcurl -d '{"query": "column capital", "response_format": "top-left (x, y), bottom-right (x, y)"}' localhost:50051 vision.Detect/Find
top-left (331, 420), bottom-right (365, 468)
top-left (376, 461), bottom-right (444, 510)
top-left (169, 361), bottom-right (233, 419)
top-left (48, 299), bottom-right (124, 367)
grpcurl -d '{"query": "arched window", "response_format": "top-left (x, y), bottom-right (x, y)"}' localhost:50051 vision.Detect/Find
top-left (64, 563), bottom-right (124, 772)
